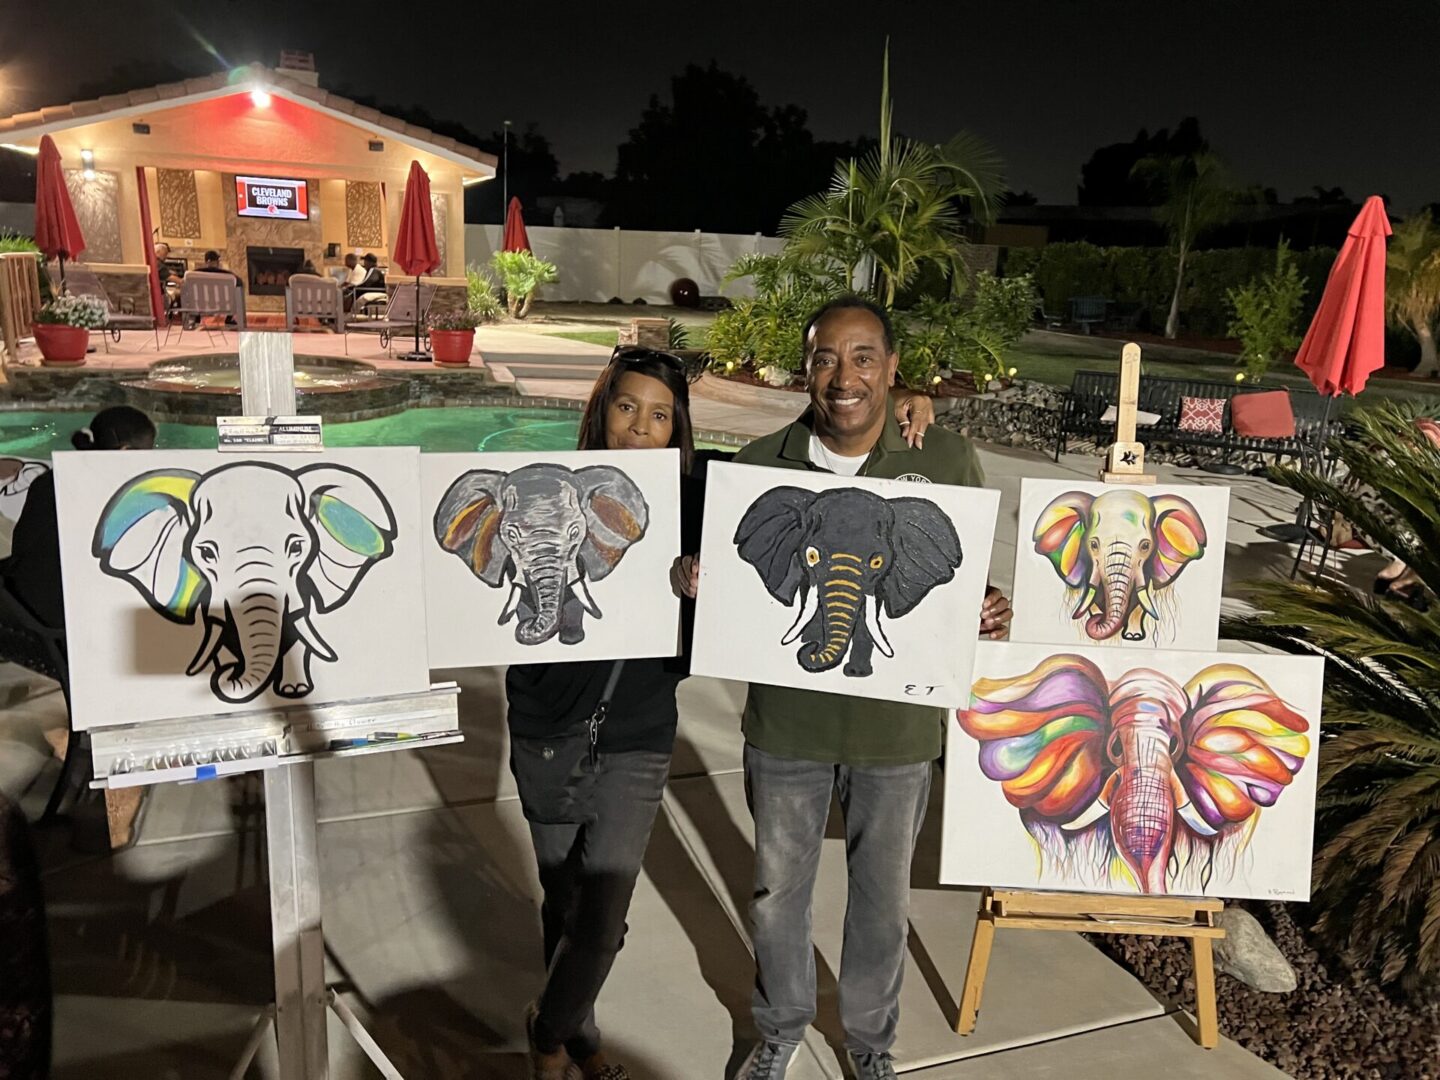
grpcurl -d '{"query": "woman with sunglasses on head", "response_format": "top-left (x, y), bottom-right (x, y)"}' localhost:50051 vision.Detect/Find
top-left (510, 347), bottom-right (935, 1080)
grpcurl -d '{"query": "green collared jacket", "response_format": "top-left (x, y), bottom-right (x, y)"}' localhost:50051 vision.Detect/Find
top-left (732, 409), bottom-right (987, 765)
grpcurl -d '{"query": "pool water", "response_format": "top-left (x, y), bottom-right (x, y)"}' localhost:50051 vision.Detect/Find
top-left (145, 363), bottom-right (369, 391)
top-left (0, 407), bottom-right (585, 458)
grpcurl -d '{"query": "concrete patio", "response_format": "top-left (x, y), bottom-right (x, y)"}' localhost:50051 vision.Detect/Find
top-left (0, 328), bottom-right (1338, 1079)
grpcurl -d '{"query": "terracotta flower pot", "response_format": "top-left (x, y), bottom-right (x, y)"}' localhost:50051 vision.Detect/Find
top-left (430, 329), bottom-right (476, 366)
top-left (31, 322), bottom-right (89, 366)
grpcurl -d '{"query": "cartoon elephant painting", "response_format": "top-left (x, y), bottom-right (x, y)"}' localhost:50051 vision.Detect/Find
top-left (734, 486), bottom-right (962, 677)
top-left (1033, 489), bottom-right (1207, 643)
top-left (94, 463), bottom-right (396, 703)
top-left (434, 464), bottom-right (648, 645)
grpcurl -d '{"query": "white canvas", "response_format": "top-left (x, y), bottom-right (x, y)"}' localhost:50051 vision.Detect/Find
top-left (53, 448), bottom-right (430, 730)
top-left (421, 449), bottom-right (680, 668)
top-left (941, 640), bottom-right (1323, 900)
top-left (690, 462), bottom-right (999, 708)
top-left (1009, 479), bottom-right (1231, 651)
top-left (0, 456), bottom-right (51, 558)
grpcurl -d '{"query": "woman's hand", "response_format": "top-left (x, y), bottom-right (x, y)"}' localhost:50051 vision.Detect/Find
top-left (891, 388), bottom-right (936, 449)
top-left (671, 554), bottom-right (700, 599)
top-left (980, 586), bottom-right (1012, 640)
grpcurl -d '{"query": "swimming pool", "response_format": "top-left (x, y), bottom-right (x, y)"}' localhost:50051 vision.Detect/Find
top-left (0, 406), bottom-right (586, 458)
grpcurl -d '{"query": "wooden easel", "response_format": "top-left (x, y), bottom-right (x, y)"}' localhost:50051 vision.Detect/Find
top-left (955, 342), bottom-right (1226, 1051)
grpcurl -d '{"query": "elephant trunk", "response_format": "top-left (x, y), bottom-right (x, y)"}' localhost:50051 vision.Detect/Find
top-left (218, 593), bottom-right (285, 702)
top-left (1108, 720), bottom-right (1178, 894)
top-left (798, 561), bottom-right (862, 672)
top-left (1086, 543), bottom-right (1134, 640)
top-left (517, 555), bottom-right (567, 645)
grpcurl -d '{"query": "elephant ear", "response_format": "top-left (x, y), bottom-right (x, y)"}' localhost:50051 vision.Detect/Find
top-left (434, 470), bottom-right (509, 586)
top-left (733, 486), bottom-right (815, 604)
top-left (1033, 491), bottom-right (1094, 589)
top-left (0, 459), bottom-right (47, 498)
top-left (879, 497), bottom-right (963, 618)
top-left (575, 465), bottom-right (649, 581)
top-left (1146, 494), bottom-right (1207, 587)
top-left (93, 469), bottom-right (206, 623)
top-left (298, 466), bottom-right (397, 613)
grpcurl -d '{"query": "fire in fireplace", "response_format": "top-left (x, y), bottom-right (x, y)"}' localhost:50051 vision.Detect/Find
top-left (246, 246), bottom-right (306, 296)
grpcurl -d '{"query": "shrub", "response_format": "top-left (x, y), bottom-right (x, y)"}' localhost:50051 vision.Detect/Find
top-left (35, 294), bottom-right (106, 329)
top-left (1225, 241), bottom-right (1307, 381)
top-left (707, 253), bottom-right (845, 376)
top-left (430, 308), bottom-right (485, 331)
top-left (490, 250), bottom-right (558, 319)
top-left (0, 229), bottom-right (39, 255)
top-left (666, 317), bottom-right (691, 350)
top-left (464, 263), bottom-right (503, 323)
top-left (894, 273), bottom-right (1036, 388)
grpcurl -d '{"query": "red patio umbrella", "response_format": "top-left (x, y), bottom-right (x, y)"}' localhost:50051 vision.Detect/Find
top-left (392, 160), bottom-right (441, 360)
top-left (502, 197), bottom-right (531, 253)
top-left (33, 135), bottom-right (86, 289)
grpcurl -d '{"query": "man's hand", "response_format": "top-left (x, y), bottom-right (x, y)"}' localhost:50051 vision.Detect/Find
top-left (980, 586), bottom-right (1012, 640)
top-left (671, 554), bottom-right (700, 599)
top-left (891, 388), bottom-right (936, 449)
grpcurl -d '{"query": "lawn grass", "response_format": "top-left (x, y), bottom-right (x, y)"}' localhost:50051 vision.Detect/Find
top-left (547, 330), bottom-right (619, 347)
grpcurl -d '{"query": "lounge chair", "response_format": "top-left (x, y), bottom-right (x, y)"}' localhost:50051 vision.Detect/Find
top-left (167, 271), bottom-right (247, 348)
top-left (285, 274), bottom-right (347, 352)
top-left (57, 264), bottom-right (161, 352)
top-left (348, 283), bottom-right (436, 357)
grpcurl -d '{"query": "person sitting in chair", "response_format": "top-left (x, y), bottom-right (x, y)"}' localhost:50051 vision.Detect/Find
top-left (343, 254), bottom-right (386, 313)
top-left (194, 250), bottom-right (238, 282)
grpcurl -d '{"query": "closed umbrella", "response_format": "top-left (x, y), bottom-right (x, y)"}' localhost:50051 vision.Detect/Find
top-left (1261, 195), bottom-right (1391, 547)
top-left (392, 160), bottom-right (441, 361)
top-left (502, 197), bottom-right (531, 253)
top-left (33, 135), bottom-right (86, 289)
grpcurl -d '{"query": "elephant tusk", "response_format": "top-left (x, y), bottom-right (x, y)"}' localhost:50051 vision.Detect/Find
top-left (292, 610), bottom-right (337, 662)
top-left (1061, 800), bottom-right (1110, 832)
top-left (186, 616), bottom-right (224, 676)
top-left (571, 567), bottom-right (601, 618)
top-left (1172, 772), bottom-right (1217, 836)
top-left (1072, 584), bottom-right (1097, 619)
top-left (1136, 584), bottom-right (1159, 619)
top-left (863, 595), bottom-right (894, 658)
top-left (781, 585), bottom-right (820, 646)
top-left (498, 582), bottom-right (523, 624)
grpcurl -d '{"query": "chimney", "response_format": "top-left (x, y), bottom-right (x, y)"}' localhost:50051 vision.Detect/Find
top-left (278, 50), bottom-right (319, 87)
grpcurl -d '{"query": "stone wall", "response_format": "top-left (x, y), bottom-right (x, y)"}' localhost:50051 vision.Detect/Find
top-left (222, 175), bottom-right (326, 313)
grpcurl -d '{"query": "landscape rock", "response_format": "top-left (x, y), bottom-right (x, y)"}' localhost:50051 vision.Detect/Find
top-left (1215, 907), bottom-right (1299, 992)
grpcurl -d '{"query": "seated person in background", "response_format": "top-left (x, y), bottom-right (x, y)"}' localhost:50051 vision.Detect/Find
top-left (343, 252), bottom-right (367, 286)
top-left (343, 254), bottom-right (386, 312)
top-left (297, 260), bottom-right (319, 278)
top-left (153, 242), bottom-right (181, 310)
top-left (0, 407), bottom-right (156, 629)
top-left (195, 250), bottom-right (239, 282)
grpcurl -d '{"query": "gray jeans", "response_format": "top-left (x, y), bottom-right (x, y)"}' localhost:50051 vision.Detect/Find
top-left (744, 743), bottom-right (932, 1054)
top-left (527, 749), bottom-right (671, 1059)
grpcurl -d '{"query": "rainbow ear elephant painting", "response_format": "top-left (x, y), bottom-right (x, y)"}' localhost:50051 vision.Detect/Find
top-left (1009, 479), bottom-right (1231, 651)
top-left (941, 641), bottom-right (1323, 901)
top-left (421, 449), bottom-right (681, 667)
top-left (52, 449), bottom-right (431, 728)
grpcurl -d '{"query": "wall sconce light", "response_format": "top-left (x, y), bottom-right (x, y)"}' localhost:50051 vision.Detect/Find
top-left (250, 88), bottom-right (272, 108)
top-left (368, 139), bottom-right (384, 152)
top-left (132, 122), bottom-right (151, 135)
top-left (81, 148), bottom-right (95, 180)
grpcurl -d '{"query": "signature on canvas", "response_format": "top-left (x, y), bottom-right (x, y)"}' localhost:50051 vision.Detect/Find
top-left (434, 463), bottom-right (648, 646)
top-left (734, 486), bottom-right (961, 678)
top-left (94, 463), bottom-right (397, 703)
top-left (1033, 489), bottom-right (1206, 643)
top-left (959, 654), bottom-right (1311, 894)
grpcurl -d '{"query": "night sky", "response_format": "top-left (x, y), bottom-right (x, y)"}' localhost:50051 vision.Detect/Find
top-left (1, 0), bottom-right (1433, 210)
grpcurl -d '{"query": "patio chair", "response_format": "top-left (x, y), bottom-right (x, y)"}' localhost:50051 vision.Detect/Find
top-left (59, 264), bottom-right (160, 352)
top-left (1068, 295), bottom-right (1111, 335)
top-left (0, 584), bottom-right (76, 822)
top-left (285, 274), bottom-right (347, 352)
top-left (348, 283), bottom-right (436, 357)
top-left (167, 271), bottom-right (246, 348)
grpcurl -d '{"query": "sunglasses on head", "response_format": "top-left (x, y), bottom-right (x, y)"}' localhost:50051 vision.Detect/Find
top-left (611, 345), bottom-right (684, 371)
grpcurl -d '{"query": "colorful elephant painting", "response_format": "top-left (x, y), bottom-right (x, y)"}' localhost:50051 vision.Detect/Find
top-left (1033, 489), bottom-right (1207, 643)
top-left (94, 462), bottom-right (396, 703)
top-left (433, 463), bottom-right (648, 646)
top-left (959, 654), bottom-right (1311, 894)
top-left (734, 486), bottom-right (962, 677)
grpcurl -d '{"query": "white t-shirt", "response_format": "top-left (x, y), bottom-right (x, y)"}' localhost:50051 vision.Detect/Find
top-left (347, 265), bottom-right (369, 286)
top-left (808, 433), bottom-right (868, 477)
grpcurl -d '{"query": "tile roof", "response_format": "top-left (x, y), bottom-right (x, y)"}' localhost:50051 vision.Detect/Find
top-left (0, 63), bottom-right (496, 173)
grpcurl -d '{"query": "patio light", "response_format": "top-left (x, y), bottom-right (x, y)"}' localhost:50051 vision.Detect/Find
top-left (81, 148), bottom-right (94, 180)
top-left (1, 143), bottom-right (39, 156)
top-left (250, 88), bottom-right (272, 108)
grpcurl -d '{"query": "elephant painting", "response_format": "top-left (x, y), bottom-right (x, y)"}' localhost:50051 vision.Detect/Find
top-left (1033, 489), bottom-right (1207, 644)
top-left (434, 464), bottom-right (648, 646)
top-left (94, 463), bottom-right (396, 703)
top-left (734, 486), bottom-right (962, 678)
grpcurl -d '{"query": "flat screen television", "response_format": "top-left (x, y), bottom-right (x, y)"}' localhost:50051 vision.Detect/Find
top-left (235, 176), bottom-right (309, 220)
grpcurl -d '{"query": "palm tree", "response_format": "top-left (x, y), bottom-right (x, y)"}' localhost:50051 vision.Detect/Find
top-left (778, 43), bottom-right (1005, 308)
top-left (1131, 150), bottom-right (1233, 339)
top-left (1386, 211), bottom-right (1440, 377)
top-left (1224, 404), bottom-right (1440, 992)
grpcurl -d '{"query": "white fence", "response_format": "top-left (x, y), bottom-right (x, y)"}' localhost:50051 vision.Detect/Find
top-left (464, 224), bottom-right (786, 304)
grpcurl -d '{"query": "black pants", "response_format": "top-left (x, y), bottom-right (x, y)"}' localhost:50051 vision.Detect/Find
top-left (525, 749), bottom-right (670, 1060)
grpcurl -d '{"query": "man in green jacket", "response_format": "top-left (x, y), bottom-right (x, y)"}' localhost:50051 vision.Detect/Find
top-left (680, 296), bottom-right (1011, 1079)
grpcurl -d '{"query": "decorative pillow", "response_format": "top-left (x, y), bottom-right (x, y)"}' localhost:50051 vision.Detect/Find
top-left (1100, 405), bottom-right (1162, 426)
top-left (1178, 397), bottom-right (1225, 434)
top-left (1230, 390), bottom-right (1296, 438)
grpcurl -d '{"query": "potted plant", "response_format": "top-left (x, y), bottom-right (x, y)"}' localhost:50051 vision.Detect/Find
top-left (32, 294), bottom-right (106, 366)
top-left (428, 308), bottom-right (483, 366)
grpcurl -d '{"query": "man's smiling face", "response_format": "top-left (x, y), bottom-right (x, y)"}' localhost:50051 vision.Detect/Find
top-left (806, 306), bottom-right (899, 448)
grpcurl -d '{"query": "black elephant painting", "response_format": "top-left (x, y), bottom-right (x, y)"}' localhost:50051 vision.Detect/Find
top-left (93, 462), bottom-right (397, 704)
top-left (734, 486), bottom-right (962, 678)
top-left (434, 463), bottom-right (648, 646)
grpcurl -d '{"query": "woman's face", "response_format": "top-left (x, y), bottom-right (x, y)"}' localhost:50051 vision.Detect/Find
top-left (604, 371), bottom-right (675, 452)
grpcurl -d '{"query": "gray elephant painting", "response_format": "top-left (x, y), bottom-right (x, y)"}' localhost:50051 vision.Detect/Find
top-left (434, 463), bottom-right (648, 645)
top-left (94, 462), bottom-right (396, 703)
top-left (1033, 488), bottom-right (1207, 642)
top-left (735, 486), bottom-right (962, 678)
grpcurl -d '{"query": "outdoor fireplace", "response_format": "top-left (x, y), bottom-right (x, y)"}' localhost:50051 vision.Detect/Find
top-left (246, 246), bottom-right (305, 296)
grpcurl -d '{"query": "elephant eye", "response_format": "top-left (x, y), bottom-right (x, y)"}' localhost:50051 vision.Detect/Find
top-left (287, 536), bottom-right (305, 559)
top-left (869, 554), bottom-right (885, 569)
top-left (506, 525), bottom-right (521, 543)
top-left (805, 546), bottom-right (820, 566)
top-left (196, 543), bottom-right (217, 564)
top-left (1139, 538), bottom-right (1152, 551)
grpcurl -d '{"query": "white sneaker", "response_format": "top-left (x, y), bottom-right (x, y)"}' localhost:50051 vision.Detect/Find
top-left (735, 1041), bottom-right (796, 1079)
